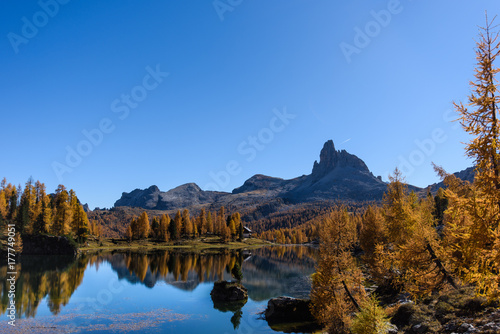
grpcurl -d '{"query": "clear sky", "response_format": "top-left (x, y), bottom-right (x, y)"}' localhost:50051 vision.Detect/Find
top-left (1, 0), bottom-right (499, 209)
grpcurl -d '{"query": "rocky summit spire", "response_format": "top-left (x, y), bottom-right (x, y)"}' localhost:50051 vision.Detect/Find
top-left (312, 140), bottom-right (337, 176)
top-left (311, 140), bottom-right (369, 178)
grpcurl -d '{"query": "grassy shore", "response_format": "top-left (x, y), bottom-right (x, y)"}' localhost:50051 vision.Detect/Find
top-left (78, 236), bottom-right (273, 252)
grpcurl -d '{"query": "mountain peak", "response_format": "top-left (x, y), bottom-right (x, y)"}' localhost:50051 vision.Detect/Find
top-left (311, 140), bottom-right (369, 178)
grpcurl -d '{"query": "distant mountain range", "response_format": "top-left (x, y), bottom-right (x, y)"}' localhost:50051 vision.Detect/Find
top-left (85, 140), bottom-right (475, 237)
top-left (113, 140), bottom-right (473, 212)
top-left (114, 140), bottom-right (388, 210)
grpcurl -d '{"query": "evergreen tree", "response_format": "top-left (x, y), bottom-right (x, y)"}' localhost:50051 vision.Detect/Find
top-left (151, 216), bottom-right (160, 239)
top-left (238, 222), bottom-right (244, 241)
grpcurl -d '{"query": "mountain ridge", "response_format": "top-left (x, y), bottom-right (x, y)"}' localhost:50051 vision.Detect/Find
top-left (114, 140), bottom-right (398, 210)
top-left (113, 140), bottom-right (475, 217)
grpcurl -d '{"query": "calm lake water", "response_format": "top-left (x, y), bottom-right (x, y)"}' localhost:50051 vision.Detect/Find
top-left (1, 246), bottom-right (318, 333)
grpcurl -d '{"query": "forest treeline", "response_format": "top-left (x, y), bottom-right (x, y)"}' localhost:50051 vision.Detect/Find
top-left (124, 207), bottom-right (245, 243)
top-left (0, 178), bottom-right (97, 246)
top-left (310, 20), bottom-right (500, 334)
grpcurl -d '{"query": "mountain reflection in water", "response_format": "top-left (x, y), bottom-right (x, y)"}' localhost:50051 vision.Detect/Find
top-left (1, 246), bottom-right (317, 322)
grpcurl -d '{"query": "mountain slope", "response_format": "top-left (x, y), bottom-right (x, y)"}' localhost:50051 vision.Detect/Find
top-left (115, 140), bottom-right (387, 210)
top-left (114, 140), bottom-right (391, 211)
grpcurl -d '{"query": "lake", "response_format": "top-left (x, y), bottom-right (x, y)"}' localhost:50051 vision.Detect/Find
top-left (1, 246), bottom-right (318, 333)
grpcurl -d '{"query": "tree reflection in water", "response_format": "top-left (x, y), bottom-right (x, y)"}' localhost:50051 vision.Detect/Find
top-left (0, 246), bottom-right (317, 319)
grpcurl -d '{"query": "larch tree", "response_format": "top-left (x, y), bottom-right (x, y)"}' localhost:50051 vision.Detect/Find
top-left (52, 185), bottom-right (72, 236)
top-left (171, 210), bottom-right (182, 240)
top-left (183, 209), bottom-right (193, 237)
top-left (125, 225), bottom-right (133, 241)
top-left (377, 169), bottom-right (456, 297)
top-left (436, 16), bottom-right (500, 300)
top-left (130, 217), bottom-right (140, 239)
top-left (207, 211), bottom-right (214, 234)
top-left (159, 214), bottom-right (171, 241)
top-left (199, 208), bottom-right (207, 235)
top-left (359, 205), bottom-right (386, 268)
top-left (138, 211), bottom-right (150, 239)
top-left (310, 207), bottom-right (366, 334)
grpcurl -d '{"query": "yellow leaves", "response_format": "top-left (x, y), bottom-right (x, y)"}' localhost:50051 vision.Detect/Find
top-left (310, 207), bottom-right (366, 333)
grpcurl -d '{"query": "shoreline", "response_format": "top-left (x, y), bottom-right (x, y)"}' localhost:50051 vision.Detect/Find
top-left (78, 236), bottom-right (275, 252)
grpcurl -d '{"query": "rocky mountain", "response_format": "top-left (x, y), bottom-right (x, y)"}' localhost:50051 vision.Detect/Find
top-left (102, 140), bottom-right (475, 237)
top-left (114, 140), bottom-right (391, 212)
top-left (115, 183), bottom-right (226, 210)
top-left (284, 140), bottom-right (388, 202)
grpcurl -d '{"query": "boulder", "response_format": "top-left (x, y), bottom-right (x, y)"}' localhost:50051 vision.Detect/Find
top-left (265, 296), bottom-right (315, 323)
top-left (210, 281), bottom-right (248, 302)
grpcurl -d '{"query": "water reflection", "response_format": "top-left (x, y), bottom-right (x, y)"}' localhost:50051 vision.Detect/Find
top-left (0, 246), bottom-right (317, 320)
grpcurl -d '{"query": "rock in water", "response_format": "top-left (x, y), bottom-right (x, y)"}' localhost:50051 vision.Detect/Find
top-left (210, 281), bottom-right (248, 302)
top-left (265, 296), bottom-right (315, 322)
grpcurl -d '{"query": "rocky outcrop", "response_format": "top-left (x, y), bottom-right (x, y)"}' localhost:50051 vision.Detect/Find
top-left (311, 140), bottom-right (369, 178)
top-left (115, 183), bottom-right (226, 210)
top-left (22, 234), bottom-right (78, 256)
top-left (285, 140), bottom-right (388, 202)
top-left (114, 185), bottom-right (162, 209)
top-left (264, 296), bottom-right (321, 333)
top-left (232, 174), bottom-right (286, 194)
top-left (210, 281), bottom-right (248, 302)
top-left (265, 296), bottom-right (315, 323)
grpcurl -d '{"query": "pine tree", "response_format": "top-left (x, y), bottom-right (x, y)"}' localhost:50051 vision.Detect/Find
top-left (238, 222), bottom-right (244, 241)
top-left (151, 217), bottom-right (160, 239)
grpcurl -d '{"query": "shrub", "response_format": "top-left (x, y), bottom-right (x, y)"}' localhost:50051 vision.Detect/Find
top-left (351, 295), bottom-right (391, 334)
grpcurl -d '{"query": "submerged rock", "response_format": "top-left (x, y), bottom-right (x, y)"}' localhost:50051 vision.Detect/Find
top-left (210, 281), bottom-right (248, 302)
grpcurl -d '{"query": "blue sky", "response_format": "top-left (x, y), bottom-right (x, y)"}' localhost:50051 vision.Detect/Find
top-left (1, 0), bottom-right (498, 209)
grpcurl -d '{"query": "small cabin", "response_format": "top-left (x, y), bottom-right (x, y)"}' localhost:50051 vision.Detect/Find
top-left (243, 226), bottom-right (252, 238)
